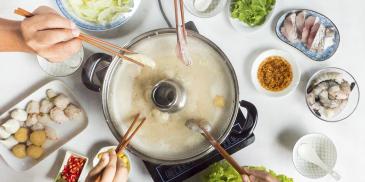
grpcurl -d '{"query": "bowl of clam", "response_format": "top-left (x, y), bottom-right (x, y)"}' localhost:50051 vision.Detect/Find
top-left (305, 67), bottom-right (360, 122)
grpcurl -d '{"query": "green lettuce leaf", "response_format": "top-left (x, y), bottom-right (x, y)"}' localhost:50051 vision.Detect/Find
top-left (231, 0), bottom-right (276, 27)
top-left (202, 160), bottom-right (293, 182)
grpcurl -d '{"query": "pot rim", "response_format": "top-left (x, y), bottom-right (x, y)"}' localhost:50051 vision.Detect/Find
top-left (101, 28), bottom-right (240, 164)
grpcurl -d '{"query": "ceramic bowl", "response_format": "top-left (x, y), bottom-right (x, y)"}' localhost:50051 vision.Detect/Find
top-left (251, 49), bottom-right (301, 97)
top-left (293, 134), bottom-right (337, 179)
top-left (227, 0), bottom-right (276, 32)
top-left (184, 0), bottom-right (227, 18)
top-left (93, 146), bottom-right (131, 173)
top-left (305, 67), bottom-right (360, 122)
top-left (275, 9), bottom-right (340, 61)
top-left (56, 0), bottom-right (141, 31)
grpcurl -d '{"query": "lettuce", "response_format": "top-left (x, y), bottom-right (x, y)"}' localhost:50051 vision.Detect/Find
top-left (68, 0), bottom-right (132, 24)
top-left (202, 161), bottom-right (293, 182)
top-left (231, 0), bottom-right (276, 27)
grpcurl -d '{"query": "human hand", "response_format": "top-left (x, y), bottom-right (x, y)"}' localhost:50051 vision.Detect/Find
top-left (20, 6), bottom-right (82, 62)
top-left (86, 150), bottom-right (128, 182)
top-left (242, 167), bottom-right (280, 182)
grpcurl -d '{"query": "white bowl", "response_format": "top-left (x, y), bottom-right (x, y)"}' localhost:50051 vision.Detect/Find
top-left (227, 0), bottom-right (276, 32)
top-left (93, 146), bottom-right (131, 173)
top-left (251, 49), bottom-right (301, 97)
top-left (292, 134), bottom-right (337, 179)
top-left (184, 0), bottom-right (228, 18)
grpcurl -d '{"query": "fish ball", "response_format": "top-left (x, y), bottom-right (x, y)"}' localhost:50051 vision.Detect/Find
top-left (0, 136), bottom-right (18, 149)
top-left (26, 114), bottom-right (38, 127)
top-left (53, 94), bottom-right (70, 110)
top-left (45, 126), bottom-right (58, 140)
top-left (31, 123), bottom-right (45, 131)
top-left (10, 109), bottom-right (27, 122)
top-left (27, 145), bottom-right (44, 159)
top-left (14, 127), bottom-right (29, 142)
top-left (46, 89), bottom-right (57, 99)
top-left (37, 113), bottom-right (53, 125)
top-left (50, 107), bottom-right (69, 124)
top-left (26, 100), bottom-right (40, 114)
top-left (30, 130), bottom-right (46, 146)
top-left (11, 144), bottom-right (27, 158)
top-left (0, 126), bottom-right (11, 139)
top-left (2, 119), bottom-right (20, 134)
top-left (40, 99), bottom-right (54, 114)
top-left (64, 104), bottom-right (82, 120)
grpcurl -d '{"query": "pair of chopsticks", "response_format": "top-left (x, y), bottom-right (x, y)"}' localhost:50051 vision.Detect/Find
top-left (199, 126), bottom-right (248, 175)
top-left (174, 0), bottom-right (187, 40)
top-left (115, 113), bottom-right (146, 153)
top-left (14, 8), bottom-right (144, 67)
top-left (174, 0), bottom-right (194, 66)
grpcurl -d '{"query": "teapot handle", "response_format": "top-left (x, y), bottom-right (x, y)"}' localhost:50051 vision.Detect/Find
top-left (81, 53), bottom-right (112, 92)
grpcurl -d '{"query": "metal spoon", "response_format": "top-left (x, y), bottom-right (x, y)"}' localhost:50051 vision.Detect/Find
top-left (298, 143), bottom-right (341, 181)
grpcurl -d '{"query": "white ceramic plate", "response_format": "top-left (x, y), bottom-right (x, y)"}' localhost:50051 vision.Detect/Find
top-left (0, 80), bottom-right (88, 171)
top-left (251, 49), bottom-right (301, 97)
top-left (292, 134), bottom-right (337, 179)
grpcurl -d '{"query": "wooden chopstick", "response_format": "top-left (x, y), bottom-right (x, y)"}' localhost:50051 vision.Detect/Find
top-left (115, 114), bottom-right (146, 153)
top-left (14, 8), bottom-right (143, 67)
top-left (179, 0), bottom-right (187, 39)
top-left (78, 33), bottom-right (134, 54)
top-left (200, 126), bottom-right (248, 175)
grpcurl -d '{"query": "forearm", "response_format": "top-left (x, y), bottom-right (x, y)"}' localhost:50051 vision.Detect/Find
top-left (0, 18), bottom-right (33, 53)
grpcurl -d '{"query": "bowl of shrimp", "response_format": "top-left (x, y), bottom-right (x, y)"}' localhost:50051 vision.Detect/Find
top-left (305, 67), bottom-right (360, 122)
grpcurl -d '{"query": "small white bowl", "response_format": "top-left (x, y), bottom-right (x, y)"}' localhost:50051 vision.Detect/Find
top-left (251, 49), bottom-right (301, 97)
top-left (93, 146), bottom-right (131, 173)
top-left (227, 0), bottom-right (276, 32)
top-left (292, 134), bottom-right (337, 179)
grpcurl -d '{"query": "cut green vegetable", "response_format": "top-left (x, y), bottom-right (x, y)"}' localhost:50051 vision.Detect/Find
top-left (231, 0), bottom-right (276, 27)
top-left (202, 160), bottom-right (293, 182)
top-left (67, 0), bottom-right (132, 24)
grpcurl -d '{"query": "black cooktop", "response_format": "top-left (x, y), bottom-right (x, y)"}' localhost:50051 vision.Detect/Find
top-left (144, 100), bottom-right (257, 182)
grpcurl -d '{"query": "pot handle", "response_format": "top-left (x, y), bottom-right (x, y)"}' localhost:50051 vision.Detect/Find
top-left (239, 100), bottom-right (258, 133)
top-left (81, 53), bottom-right (112, 92)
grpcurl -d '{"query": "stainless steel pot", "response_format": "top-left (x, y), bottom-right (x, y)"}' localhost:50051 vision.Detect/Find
top-left (82, 28), bottom-right (257, 164)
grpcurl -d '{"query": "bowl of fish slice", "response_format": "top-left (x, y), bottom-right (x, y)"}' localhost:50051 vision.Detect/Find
top-left (275, 9), bottom-right (340, 61)
top-left (305, 67), bottom-right (360, 122)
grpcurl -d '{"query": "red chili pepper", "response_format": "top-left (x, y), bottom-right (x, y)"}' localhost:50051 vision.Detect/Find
top-left (60, 155), bottom-right (86, 182)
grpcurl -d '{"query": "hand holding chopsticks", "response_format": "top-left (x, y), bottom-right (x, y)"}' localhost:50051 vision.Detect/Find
top-left (14, 8), bottom-right (144, 67)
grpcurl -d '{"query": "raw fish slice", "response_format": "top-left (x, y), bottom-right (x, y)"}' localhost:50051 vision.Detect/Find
top-left (176, 25), bottom-right (192, 66)
top-left (324, 28), bottom-right (336, 49)
top-left (310, 24), bottom-right (326, 51)
top-left (307, 18), bottom-right (321, 49)
top-left (282, 13), bottom-right (298, 43)
top-left (296, 11), bottom-right (306, 37)
top-left (280, 27), bottom-right (288, 40)
top-left (301, 16), bottom-right (316, 43)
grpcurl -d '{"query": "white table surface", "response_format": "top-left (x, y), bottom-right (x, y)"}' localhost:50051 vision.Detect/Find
top-left (0, 0), bottom-right (364, 181)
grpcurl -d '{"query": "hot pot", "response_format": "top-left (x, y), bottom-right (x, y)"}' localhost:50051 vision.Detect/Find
top-left (81, 27), bottom-right (257, 165)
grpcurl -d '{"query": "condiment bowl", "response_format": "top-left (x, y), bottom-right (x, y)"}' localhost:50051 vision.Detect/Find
top-left (184, 0), bottom-right (227, 18)
top-left (305, 67), bottom-right (360, 122)
top-left (93, 146), bottom-right (131, 173)
top-left (251, 49), bottom-right (301, 97)
top-left (293, 134), bottom-right (337, 179)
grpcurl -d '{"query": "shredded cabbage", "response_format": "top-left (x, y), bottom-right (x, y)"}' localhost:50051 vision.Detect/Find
top-left (67, 0), bottom-right (132, 24)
